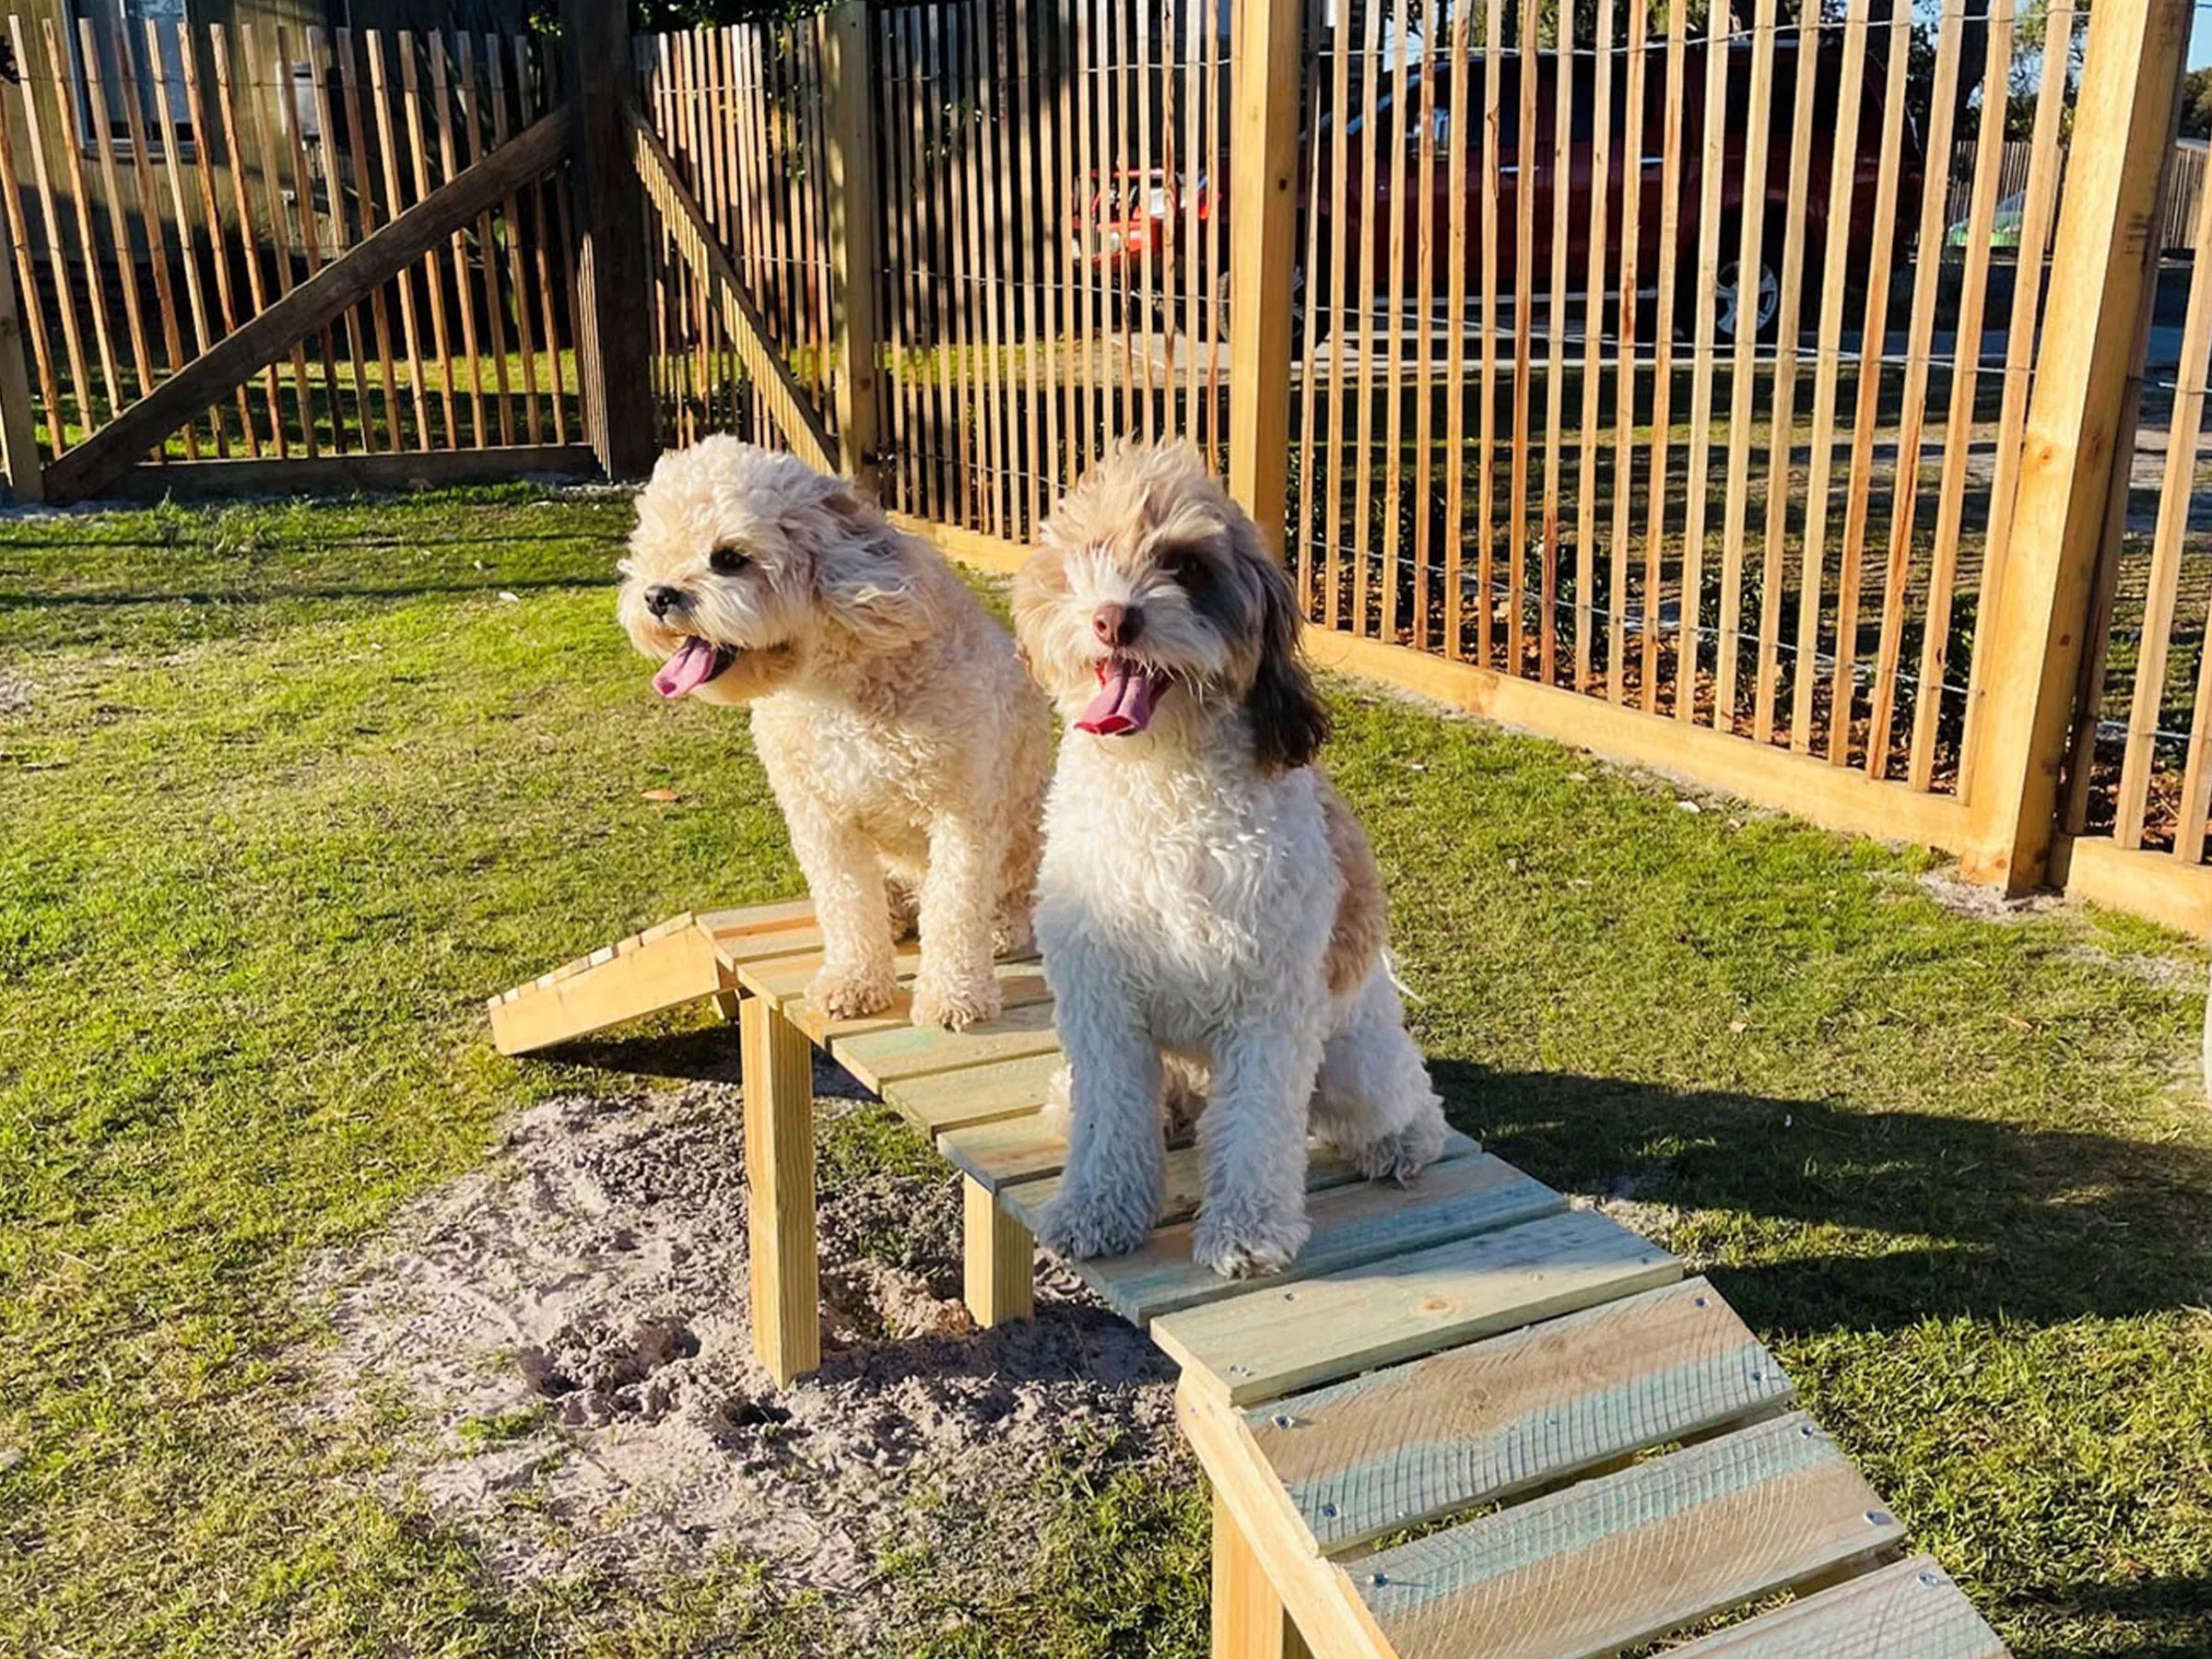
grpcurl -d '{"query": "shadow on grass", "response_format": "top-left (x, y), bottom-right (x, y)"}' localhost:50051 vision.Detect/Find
top-left (1434, 1058), bottom-right (2212, 1335)
top-left (0, 573), bottom-right (602, 609)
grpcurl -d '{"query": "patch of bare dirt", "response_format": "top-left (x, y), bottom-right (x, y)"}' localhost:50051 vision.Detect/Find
top-left (301, 1083), bottom-right (1179, 1624)
top-left (0, 667), bottom-right (32, 716)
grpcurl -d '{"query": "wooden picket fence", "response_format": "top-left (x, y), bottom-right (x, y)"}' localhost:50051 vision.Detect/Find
top-left (618, 0), bottom-right (2212, 935)
top-left (0, 14), bottom-right (586, 491)
top-left (0, 0), bottom-right (2206, 937)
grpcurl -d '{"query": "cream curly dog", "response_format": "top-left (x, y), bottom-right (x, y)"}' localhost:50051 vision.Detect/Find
top-left (619, 437), bottom-right (1051, 1030)
top-left (1013, 441), bottom-right (1448, 1277)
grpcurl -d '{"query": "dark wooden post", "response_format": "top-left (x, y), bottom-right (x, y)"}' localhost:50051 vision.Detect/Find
top-left (823, 0), bottom-right (882, 492)
top-left (561, 0), bottom-right (657, 481)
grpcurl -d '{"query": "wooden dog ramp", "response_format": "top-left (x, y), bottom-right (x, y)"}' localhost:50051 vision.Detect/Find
top-left (496, 898), bottom-right (2012, 1659)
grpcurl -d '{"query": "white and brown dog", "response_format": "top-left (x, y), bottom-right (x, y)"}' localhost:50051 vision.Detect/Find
top-left (619, 437), bottom-right (1051, 1030)
top-left (1013, 441), bottom-right (1447, 1277)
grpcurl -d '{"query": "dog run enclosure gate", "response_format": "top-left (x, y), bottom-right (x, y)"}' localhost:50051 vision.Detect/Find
top-left (493, 898), bottom-right (2016, 1659)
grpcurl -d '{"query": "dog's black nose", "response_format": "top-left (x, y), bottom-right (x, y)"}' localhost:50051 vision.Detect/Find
top-left (1093, 602), bottom-right (1143, 647)
top-left (644, 584), bottom-right (685, 618)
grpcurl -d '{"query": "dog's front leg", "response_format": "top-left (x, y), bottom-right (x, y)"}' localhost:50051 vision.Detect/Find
top-left (909, 811), bottom-right (1006, 1030)
top-left (1036, 957), bottom-right (1165, 1260)
top-left (785, 798), bottom-right (899, 1019)
top-left (1191, 1012), bottom-right (1324, 1278)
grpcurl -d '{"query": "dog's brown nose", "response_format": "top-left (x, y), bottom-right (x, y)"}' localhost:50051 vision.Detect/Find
top-left (1092, 602), bottom-right (1142, 647)
top-left (644, 584), bottom-right (684, 618)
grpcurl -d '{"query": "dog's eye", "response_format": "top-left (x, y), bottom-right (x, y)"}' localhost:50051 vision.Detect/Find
top-left (709, 546), bottom-right (749, 575)
top-left (1157, 545), bottom-right (1206, 590)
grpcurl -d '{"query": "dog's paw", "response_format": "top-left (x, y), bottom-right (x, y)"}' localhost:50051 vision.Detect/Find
top-left (1190, 1206), bottom-right (1311, 1279)
top-left (910, 972), bottom-right (1002, 1031)
top-left (809, 962), bottom-right (898, 1020)
top-left (1347, 1104), bottom-right (1452, 1185)
top-left (1036, 1177), bottom-right (1156, 1261)
top-left (1039, 1064), bottom-right (1074, 1138)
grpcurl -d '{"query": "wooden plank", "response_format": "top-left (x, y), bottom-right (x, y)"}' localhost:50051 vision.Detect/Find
top-left (0, 35), bottom-right (63, 465)
top-left (340, 28), bottom-right (406, 455)
top-left (831, 999), bottom-right (1061, 1091)
top-left (39, 110), bottom-right (575, 504)
top-left (1378, 0), bottom-right (1414, 645)
top-left (764, 958), bottom-right (1053, 1049)
top-left (1750, 0), bottom-right (1823, 742)
top-left (741, 994), bottom-right (821, 1384)
top-left (457, 36), bottom-right (516, 448)
top-left (1511, 0), bottom-right (1539, 675)
top-left (1662, 1555), bottom-right (2008, 1659)
top-left (112, 12), bottom-right (190, 461)
top-left (957, 1114), bottom-right (1476, 1197)
top-left (999, 1131), bottom-right (1477, 1232)
top-left (1540, 0), bottom-right (1571, 684)
top-left (882, 1051), bottom-right (1064, 1133)
top-left (1154, 1205), bottom-right (1677, 1405)
top-left (1250, 1277), bottom-right (1791, 1551)
top-left (1606, 0), bottom-right (1647, 702)
top-left (401, 36), bottom-right (458, 449)
top-left (365, 30), bottom-right (429, 450)
top-left (308, 26), bottom-right (377, 455)
top-left (95, 445), bottom-right (598, 500)
top-left (1961, 0), bottom-right (2191, 891)
top-left (2050, 830), bottom-right (2212, 935)
top-left (1575, 0), bottom-right (1613, 690)
top-left (1908, 0), bottom-right (2016, 790)
top-left (1677, 0), bottom-right (1730, 719)
top-left (489, 921), bottom-right (724, 1054)
top-left (1787, 0), bottom-right (1874, 751)
top-left (1477, 0), bottom-right (1500, 666)
top-left (1712, 0), bottom-right (1778, 726)
top-left (521, 35), bottom-right (570, 446)
top-left (241, 22), bottom-right (322, 453)
top-left (1440, 0), bottom-right (1470, 653)
top-left (486, 37), bottom-right (541, 446)
top-left (1225, 0), bottom-right (1302, 555)
top-left (77, 16), bottom-right (154, 449)
top-left (1347, 0), bottom-right (1382, 632)
top-left (10, 16), bottom-right (95, 450)
top-left (1862, 7), bottom-right (1967, 774)
top-left (1641, 0), bottom-right (1688, 710)
top-left (1214, 1491), bottom-right (1316, 1659)
top-left (1072, 1153), bottom-right (1564, 1327)
top-left (1356, 1413), bottom-right (1905, 1659)
top-left (627, 105), bottom-right (838, 474)
top-left (1826, 0), bottom-right (1916, 760)
top-left (963, 1174), bottom-right (1037, 1326)
top-left (45, 18), bottom-right (123, 429)
top-left (0, 183), bottom-right (41, 497)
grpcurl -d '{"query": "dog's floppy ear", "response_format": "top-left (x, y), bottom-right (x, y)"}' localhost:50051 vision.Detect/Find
top-left (1244, 540), bottom-right (1329, 774)
top-left (802, 478), bottom-right (932, 648)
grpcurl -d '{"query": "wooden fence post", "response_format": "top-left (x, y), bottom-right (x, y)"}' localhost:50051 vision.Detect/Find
top-left (0, 205), bottom-right (41, 503)
top-left (1225, 0), bottom-right (1301, 556)
top-left (560, 0), bottom-right (658, 481)
top-left (1959, 0), bottom-right (2191, 892)
top-left (823, 0), bottom-right (882, 492)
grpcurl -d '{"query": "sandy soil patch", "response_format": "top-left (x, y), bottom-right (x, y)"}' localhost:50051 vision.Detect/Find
top-left (303, 1080), bottom-right (1181, 1624)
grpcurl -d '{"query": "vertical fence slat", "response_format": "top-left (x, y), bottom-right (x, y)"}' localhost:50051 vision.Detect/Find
top-left (1863, 7), bottom-right (1965, 774)
top-left (181, 21), bottom-right (262, 454)
top-left (272, 22), bottom-right (348, 456)
top-left (1607, 0), bottom-right (1647, 702)
top-left (1511, 0), bottom-right (1537, 677)
top-left (1677, 0), bottom-right (1728, 723)
top-left (1379, 0), bottom-right (1411, 643)
top-left (1440, 0), bottom-right (1469, 656)
top-left (77, 14), bottom-right (156, 446)
top-left (0, 24), bottom-right (68, 459)
top-left (1641, 0), bottom-right (1686, 710)
top-left (48, 18), bottom-right (124, 429)
top-left (113, 12), bottom-right (191, 459)
top-left (1541, 0), bottom-right (1571, 687)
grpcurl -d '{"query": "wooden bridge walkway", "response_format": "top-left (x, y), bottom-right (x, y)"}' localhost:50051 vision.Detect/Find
top-left (492, 900), bottom-right (2009, 1659)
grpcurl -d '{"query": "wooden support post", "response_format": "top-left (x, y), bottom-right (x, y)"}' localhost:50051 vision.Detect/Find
top-left (1212, 1490), bottom-right (1314, 1659)
top-left (961, 1175), bottom-right (1035, 1327)
top-left (561, 0), bottom-right (659, 481)
top-left (1224, 0), bottom-right (1302, 555)
top-left (1960, 0), bottom-right (2191, 891)
top-left (823, 0), bottom-right (882, 492)
top-left (740, 993), bottom-right (820, 1385)
top-left (0, 203), bottom-right (41, 504)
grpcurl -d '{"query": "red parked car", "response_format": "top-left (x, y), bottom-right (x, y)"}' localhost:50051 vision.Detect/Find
top-left (1080, 27), bottom-right (1923, 339)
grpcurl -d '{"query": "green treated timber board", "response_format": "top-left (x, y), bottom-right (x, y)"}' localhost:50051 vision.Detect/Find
top-left (1070, 1153), bottom-right (1565, 1326)
top-left (1359, 1412), bottom-right (1906, 1659)
top-left (879, 1052), bottom-right (1065, 1133)
top-left (1153, 1205), bottom-right (1680, 1404)
top-left (831, 1000), bottom-right (1061, 1091)
top-left (1251, 1276), bottom-right (1794, 1552)
top-left (1663, 1555), bottom-right (2009, 1658)
top-left (995, 1130), bottom-right (1483, 1230)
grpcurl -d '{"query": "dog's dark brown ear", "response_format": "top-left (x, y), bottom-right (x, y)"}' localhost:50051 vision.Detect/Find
top-left (1245, 547), bottom-right (1328, 773)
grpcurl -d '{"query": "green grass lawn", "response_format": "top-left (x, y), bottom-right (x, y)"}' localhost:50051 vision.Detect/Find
top-left (3, 487), bottom-right (2209, 1657)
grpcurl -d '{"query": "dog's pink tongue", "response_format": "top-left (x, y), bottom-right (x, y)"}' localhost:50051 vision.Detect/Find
top-left (653, 638), bottom-right (720, 699)
top-left (1076, 663), bottom-right (1158, 735)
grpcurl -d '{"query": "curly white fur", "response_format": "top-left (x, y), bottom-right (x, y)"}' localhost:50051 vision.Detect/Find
top-left (619, 438), bottom-right (1051, 1030)
top-left (1015, 441), bottom-right (1447, 1278)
